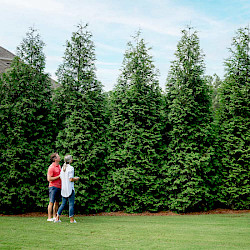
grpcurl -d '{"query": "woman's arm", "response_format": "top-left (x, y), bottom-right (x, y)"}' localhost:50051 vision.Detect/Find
top-left (69, 177), bottom-right (80, 182)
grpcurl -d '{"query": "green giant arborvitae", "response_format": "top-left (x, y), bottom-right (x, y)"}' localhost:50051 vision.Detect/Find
top-left (0, 28), bottom-right (54, 213)
top-left (163, 27), bottom-right (215, 213)
top-left (218, 26), bottom-right (250, 209)
top-left (104, 32), bottom-right (164, 213)
top-left (54, 23), bottom-right (108, 213)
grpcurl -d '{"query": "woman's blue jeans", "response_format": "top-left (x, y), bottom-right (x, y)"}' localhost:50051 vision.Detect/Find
top-left (57, 190), bottom-right (75, 217)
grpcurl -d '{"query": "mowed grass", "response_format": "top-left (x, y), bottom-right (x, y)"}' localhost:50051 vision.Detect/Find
top-left (0, 213), bottom-right (249, 249)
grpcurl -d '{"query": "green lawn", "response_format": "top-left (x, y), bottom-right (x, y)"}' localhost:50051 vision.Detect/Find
top-left (0, 213), bottom-right (249, 249)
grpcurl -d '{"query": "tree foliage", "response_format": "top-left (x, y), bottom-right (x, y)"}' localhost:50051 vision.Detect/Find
top-left (16, 27), bottom-right (46, 73)
top-left (205, 74), bottom-right (222, 115)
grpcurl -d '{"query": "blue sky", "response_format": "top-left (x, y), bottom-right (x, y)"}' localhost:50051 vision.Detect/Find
top-left (0, 0), bottom-right (249, 91)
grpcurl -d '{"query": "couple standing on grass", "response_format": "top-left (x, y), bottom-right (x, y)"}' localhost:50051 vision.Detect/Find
top-left (47, 152), bottom-right (80, 223)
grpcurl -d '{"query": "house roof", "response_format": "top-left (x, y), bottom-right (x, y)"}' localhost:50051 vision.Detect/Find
top-left (0, 46), bottom-right (58, 88)
top-left (0, 46), bottom-right (15, 73)
top-left (0, 46), bottom-right (15, 60)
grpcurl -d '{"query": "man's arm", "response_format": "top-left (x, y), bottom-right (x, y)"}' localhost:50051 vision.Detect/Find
top-left (47, 173), bottom-right (60, 182)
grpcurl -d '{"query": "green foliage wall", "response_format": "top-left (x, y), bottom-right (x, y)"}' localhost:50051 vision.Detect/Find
top-left (0, 25), bottom-right (249, 214)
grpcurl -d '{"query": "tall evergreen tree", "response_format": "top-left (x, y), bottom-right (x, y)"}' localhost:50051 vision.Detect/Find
top-left (218, 26), bottom-right (250, 209)
top-left (0, 28), bottom-right (54, 213)
top-left (163, 27), bottom-right (215, 213)
top-left (103, 32), bottom-right (164, 213)
top-left (54, 23), bottom-right (108, 213)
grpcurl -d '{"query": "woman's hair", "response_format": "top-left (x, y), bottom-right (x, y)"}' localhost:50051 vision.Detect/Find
top-left (62, 155), bottom-right (73, 172)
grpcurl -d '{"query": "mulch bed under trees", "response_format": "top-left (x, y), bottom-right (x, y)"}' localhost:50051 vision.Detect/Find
top-left (1, 209), bottom-right (249, 217)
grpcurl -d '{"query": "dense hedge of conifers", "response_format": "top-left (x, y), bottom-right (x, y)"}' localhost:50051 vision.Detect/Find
top-left (0, 25), bottom-right (249, 214)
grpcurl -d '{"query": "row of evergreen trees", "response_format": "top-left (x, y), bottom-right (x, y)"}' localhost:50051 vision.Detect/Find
top-left (0, 24), bottom-right (249, 214)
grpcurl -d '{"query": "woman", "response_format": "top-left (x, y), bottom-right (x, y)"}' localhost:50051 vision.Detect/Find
top-left (55, 155), bottom-right (79, 223)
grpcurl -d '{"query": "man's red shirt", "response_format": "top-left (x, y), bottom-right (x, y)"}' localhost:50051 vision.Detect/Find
top-left (48, 162), bottom-right (61, 189)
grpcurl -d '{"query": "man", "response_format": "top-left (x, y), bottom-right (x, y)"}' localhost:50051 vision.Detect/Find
top-left (47, 152), bottom-right (61, 222)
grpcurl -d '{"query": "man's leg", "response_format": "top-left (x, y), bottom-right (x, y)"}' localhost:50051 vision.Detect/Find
top-left (53, 187), bottom-right (61, 218)
top-left (53, 202), bottom-right (59, 218)
top-left (48, 202), bottom-right (53, 219)
top-left (48, 187), bottom-right (55, 220)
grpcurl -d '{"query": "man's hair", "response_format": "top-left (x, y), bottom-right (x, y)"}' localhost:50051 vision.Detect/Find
top-left (50, 153), bottom-right (58, 162)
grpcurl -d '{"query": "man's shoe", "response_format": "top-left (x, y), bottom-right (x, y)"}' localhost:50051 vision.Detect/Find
top-left (47, 218), bottom-right (54, 222)
top-left (70, 220), bottom-right (77, 223)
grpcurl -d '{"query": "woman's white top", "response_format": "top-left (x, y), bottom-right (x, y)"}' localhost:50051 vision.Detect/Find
top-left (60, 164), bottom-right (74, 198)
